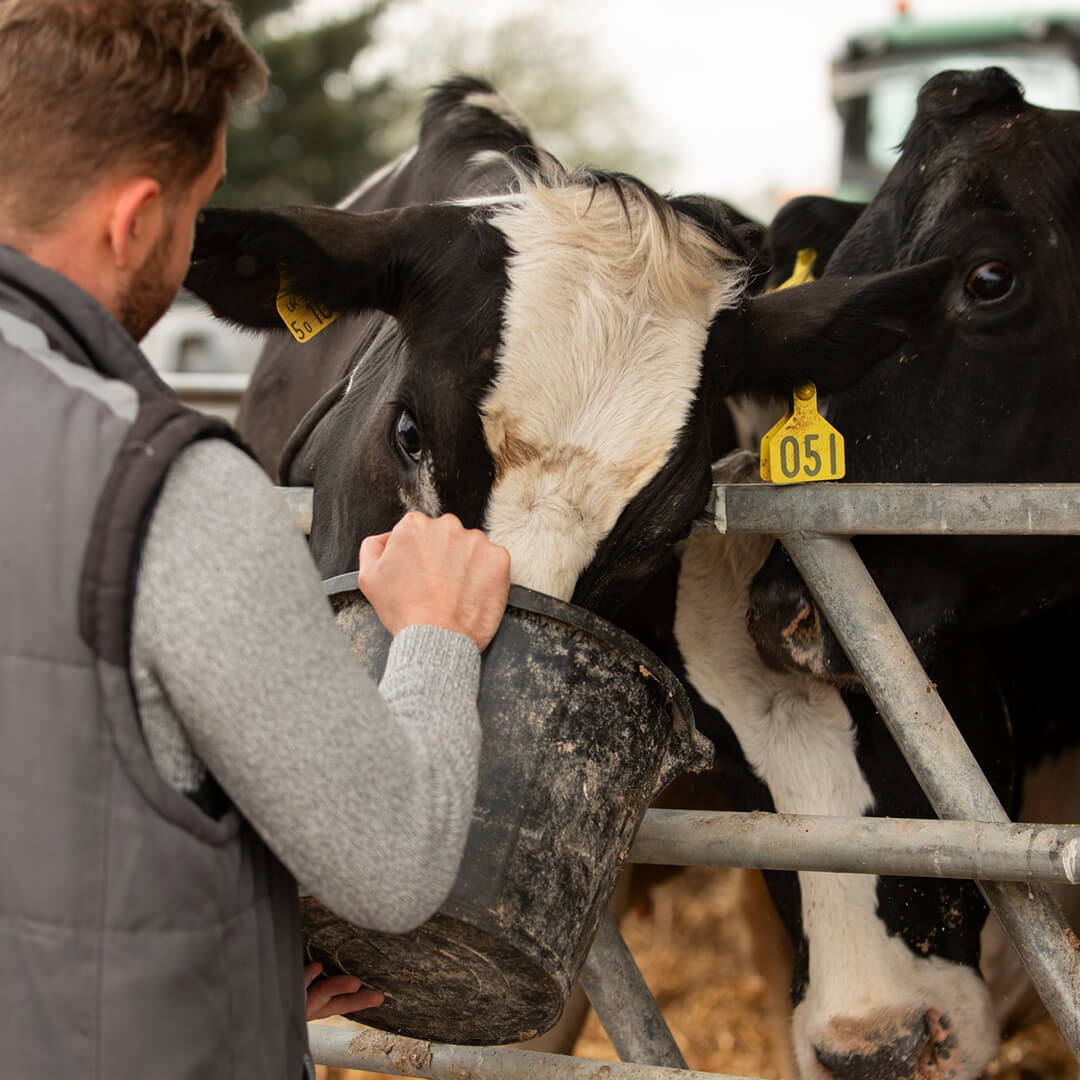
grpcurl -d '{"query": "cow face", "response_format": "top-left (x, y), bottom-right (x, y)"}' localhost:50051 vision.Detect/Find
top-left (187, 166), bottom-right (948, 618)
top-left (750, 67), bottom-right (1080, 675)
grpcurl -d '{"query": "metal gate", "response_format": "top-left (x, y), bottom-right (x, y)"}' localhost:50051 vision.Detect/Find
top-left (276, 480), bottom-right (1080, 1079)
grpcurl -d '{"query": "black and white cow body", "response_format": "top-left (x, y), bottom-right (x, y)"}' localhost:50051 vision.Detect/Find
top-left (184, 77), bottom-right (962, 1077)
top-left (614, 449), bottom-right (1011, 1080)
top-left (738, 66), bottom-right (1080, 1074)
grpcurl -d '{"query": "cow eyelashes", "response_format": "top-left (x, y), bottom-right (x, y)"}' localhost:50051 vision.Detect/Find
top-left (965, 260), bottom-right (1014, 303)
top-left (394, 409), bottom-right (423, 464)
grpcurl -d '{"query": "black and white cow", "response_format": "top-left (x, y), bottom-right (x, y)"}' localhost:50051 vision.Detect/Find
top-left (736, 65), bottom-right (1080, 1073)
top-left (184, 77), bottom-right (956, 1075)
top-left (186, 76), bottom-right (943, 616)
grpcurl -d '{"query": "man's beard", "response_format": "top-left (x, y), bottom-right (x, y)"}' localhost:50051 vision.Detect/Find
top-left (117, 228), bottom-right (178, 342)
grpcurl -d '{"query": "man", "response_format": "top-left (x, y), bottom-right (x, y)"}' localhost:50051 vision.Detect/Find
top-left (0, 2), bottom-right (510, 1077)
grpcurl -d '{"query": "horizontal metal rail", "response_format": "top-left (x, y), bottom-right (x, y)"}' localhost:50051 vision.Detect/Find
top-left (632, 809), bottom-right (1080, 882)
top-left (279, 482), bottom-right (1080, 541)
top-left (308, 1023), bottom-right (758, 1080)
top-left (164, 371), bottom-right (248, 421)
top-left (707, 481), bottom-right (1080, 535)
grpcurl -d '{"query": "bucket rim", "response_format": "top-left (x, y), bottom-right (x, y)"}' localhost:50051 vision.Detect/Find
top-left (321, 573), bottom-right (706, 776)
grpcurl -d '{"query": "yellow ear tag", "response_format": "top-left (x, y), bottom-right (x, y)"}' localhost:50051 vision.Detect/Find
top-left (275, 275), bottom-right (339, 344)
top-left (760, 382), bottom-right (845, 483)
top-left (766, 247), bottom-right (818, 294)
top-left (758, 248), bottom-right (844, 482)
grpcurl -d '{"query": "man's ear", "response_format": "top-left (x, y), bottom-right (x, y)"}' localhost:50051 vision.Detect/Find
top-left (107, 177), bottom-right (164, 270)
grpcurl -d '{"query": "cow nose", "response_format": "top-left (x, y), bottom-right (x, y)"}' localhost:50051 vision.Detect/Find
top-left (813, 1010), bottom-right (931, 1080)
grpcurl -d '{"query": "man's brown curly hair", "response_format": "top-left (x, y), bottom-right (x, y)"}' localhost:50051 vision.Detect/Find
top-left (0, 0), bottom-right (267, 232)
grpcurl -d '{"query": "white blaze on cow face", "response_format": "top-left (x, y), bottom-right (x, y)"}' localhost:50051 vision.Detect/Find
top-left (674, 495), bottom-right (999, 1080)
top-left (480, 179), bottom-right (745, 600)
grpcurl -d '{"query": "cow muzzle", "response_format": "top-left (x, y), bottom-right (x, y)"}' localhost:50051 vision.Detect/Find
top-left (746, 543), bottom-right (857, 684)
top-left (810, 1008), bottom-right (968, 1080)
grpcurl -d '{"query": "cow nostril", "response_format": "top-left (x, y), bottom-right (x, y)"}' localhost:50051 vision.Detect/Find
top-left (814, 1012), bottom-right (931, 1080)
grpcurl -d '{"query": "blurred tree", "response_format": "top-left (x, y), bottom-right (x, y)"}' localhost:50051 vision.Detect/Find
top-left (357, 6), bottom-right (673, 189)
top-left (216, 0), bottom-right (393, 207)
top-left (216, 0), bottom-right (672, 208)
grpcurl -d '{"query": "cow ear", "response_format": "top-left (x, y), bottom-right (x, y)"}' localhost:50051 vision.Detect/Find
top-left (184, 203), bottom-right (467, 329)
top-left (760, 195), bottom-right (867, 289)
top-left (709, 256), bottom-right (952, 399)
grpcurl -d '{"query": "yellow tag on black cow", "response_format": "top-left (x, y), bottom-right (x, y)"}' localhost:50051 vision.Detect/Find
top-left (771, 247), bottom-right (817, 292)
top-left (760, 383), bottom-right (845, 484)
top-left (276, 277), bottom-right (338, 343)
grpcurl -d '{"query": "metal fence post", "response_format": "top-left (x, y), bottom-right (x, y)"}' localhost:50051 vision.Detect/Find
top-left (781, 531), bottom-right (1080, 1060)
top-left (580, 910), bottom-right (688, 1068)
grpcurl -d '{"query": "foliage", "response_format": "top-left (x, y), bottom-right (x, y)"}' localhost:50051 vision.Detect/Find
top-left (358, 6), bottom-right (673, 187)
top-left (216, 0), bottom-right (672, 209)
top-left (217, 0), bottom-right (392, 207)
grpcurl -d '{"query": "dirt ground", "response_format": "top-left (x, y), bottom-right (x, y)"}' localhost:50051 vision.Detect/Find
top-left (314, 866), bottom-right (1076, 1080)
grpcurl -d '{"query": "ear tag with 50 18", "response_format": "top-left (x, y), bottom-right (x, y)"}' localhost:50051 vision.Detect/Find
top-left (276, 272), bottom-right (339, 344)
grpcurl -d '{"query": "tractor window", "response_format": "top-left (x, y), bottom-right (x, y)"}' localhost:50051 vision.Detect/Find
top-left (864, 51), bottom-right (1080, 174)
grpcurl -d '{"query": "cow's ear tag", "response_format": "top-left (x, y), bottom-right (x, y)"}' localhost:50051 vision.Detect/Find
top-left (758, 248), bottom-right (844, 483)
top-left (760, 383), bottom-right (845, 484)
top-left (767, 247), bottom-right (817, 293)
top-left (276, 273), bottom-right (339, 343)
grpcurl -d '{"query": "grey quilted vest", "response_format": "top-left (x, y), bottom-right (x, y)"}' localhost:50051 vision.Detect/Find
top-left (0, 246), bottom-right (310, 1079)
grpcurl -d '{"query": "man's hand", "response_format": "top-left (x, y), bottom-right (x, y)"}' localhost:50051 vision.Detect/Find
top-left (304, 961), bottom-right (384, 1022)
top-left (357, 512), bottom-right (511, 652)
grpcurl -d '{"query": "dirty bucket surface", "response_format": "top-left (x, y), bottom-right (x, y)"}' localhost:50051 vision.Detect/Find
top-left (305, 582), bottom-right (709, 1045)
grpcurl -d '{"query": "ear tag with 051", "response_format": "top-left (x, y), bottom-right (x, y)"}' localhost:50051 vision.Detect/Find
top-left (757, 246), bottom-right (845, 483)
top-left (759, 382), bottom-right (845, 483)
top-left (276, 273), bottom-right (339, 344)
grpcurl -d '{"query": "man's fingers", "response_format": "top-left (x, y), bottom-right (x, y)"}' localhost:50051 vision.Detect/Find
top-left (359, 531), bottom-right (391, 563)
top-left (305, 976), bottom-right (385, 1021)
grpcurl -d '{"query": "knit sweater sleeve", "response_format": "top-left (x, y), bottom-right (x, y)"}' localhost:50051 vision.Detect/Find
top-left (129, 437), bottom-right (482, 933)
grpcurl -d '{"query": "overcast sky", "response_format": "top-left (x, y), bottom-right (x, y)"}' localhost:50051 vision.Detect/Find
top-left (291, 0), bottom-right (1080, 216)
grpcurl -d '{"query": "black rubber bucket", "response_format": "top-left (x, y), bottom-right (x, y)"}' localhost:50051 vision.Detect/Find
top-left (302, 577), bottom-right (713, 1046)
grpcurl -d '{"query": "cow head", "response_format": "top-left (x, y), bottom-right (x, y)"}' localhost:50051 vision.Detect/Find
top-left (186, 154), bottom-right (948, 619)
top-left (749, 66), bottom-right (1080, 677)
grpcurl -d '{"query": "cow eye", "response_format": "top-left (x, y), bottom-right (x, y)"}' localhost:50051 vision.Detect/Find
top-left (965, 261), bottom-right (1014, 303)
top-left (395, 410), bottom-right (422, 463)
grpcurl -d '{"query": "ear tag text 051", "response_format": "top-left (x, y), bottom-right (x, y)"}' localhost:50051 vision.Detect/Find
top-left (759, 382), bottom-right (845, 484)
top-left (276, 275), bottom-right (339, 344)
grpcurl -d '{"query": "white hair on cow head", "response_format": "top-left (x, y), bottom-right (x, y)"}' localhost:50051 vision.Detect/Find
top-left (461, 88), bottom-right (537, 142)
top-left (480, 164), bottom-right (747, 600)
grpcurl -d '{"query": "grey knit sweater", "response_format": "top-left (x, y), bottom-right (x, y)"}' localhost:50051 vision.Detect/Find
top-left (130, 437), bottom-right (482, 934)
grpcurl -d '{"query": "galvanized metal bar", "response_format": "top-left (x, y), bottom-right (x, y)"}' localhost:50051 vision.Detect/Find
top-left (580, 909), bottom-right (688, 1068)
top-left (632, 809), bottom-right (1080, 883)
top-left (308, 1023), bottom-right (759, 1079)
top-left (164, 370), bottom-right (248, 422)
top-left (710, 482), bottom-right (1080, 536)
top-left (782, 532), bottom-right (1080, 1059)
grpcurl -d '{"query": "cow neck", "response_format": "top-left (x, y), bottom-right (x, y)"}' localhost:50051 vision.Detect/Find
top-left (0, 243), bottom-right (171, 398)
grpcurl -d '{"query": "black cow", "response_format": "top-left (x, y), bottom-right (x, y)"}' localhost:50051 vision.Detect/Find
top-left (739, 66), bottom-right (1080, 1074)
top-left (183, 76), bottom-right (955, 1075)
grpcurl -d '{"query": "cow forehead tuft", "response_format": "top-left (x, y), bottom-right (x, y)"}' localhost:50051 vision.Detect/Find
top-left (476, 175), bottom-right (747, 600)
